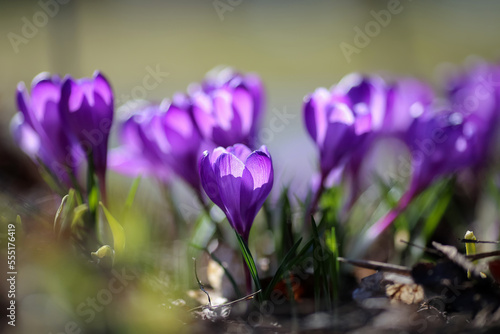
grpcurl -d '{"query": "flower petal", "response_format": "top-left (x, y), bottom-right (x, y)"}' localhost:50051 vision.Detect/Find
top-left (200, 151), bottom-right (224, 209)
top-left (93, 71), bottom-right (113, 107)
top-left (227, 143), bottom-right (252, 162)
top-left (303, 87), bottom-right (330, 145)
top-left (10, 113), bottom-right (41, 159)
top-left (240, 150), bottom-right (274, 236)
top-left (232, 87), bottom-right (254, 136)
top-left (214, 152), bottom-right (246, 236)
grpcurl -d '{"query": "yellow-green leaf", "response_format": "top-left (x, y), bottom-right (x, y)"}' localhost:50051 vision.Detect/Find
top-left (71, 204), bottom-right (89, 230)
top-left (100, 202), bottom-right (125, 257)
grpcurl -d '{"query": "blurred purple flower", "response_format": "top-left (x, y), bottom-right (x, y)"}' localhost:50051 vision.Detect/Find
top-left (406, 112), bottom-right (472, 195)
top-left (60, 71), bottom-right (114, 186)
top-left (200, 144), bottom-right (273, 241)
top-left (303, 73), bottom-right (384, 182)
top-left (345, 77), bottom-right (435, 205)
top-left (11, 73), bottom-right (82, 187)
top-left (191, 67), bottom-right (265, 148)
top-left (108, 102), bottom-right (171, 183)
top-left (367, 110), bottom-right (476, 240)
top-left (109, 96), bottom-right (204, 191)
top-left (383, 77), bottom-right (435, 135)
top-left (364, 62), bottom-right (500, 242)
top-left (333, 73), bottom-right (387, 132)
top-left (445, 61), bottom-right (500, 167)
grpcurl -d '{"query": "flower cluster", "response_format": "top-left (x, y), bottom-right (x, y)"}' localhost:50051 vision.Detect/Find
top-left (12, 67), bottom-right (272, 244)
top-left (110, 67), bottom-right (266, 193)
top-left (11, 60), bottom-right (500, 247)
top-left (304, 73), bottom-right (435, 186)
top-left (304, 60), bottom-right (500, 239)
top-left (11, 71), bottom-right (113, 196)
top-left (110, 67), bottom-right (272, 241)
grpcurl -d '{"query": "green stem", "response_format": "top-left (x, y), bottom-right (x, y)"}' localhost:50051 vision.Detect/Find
top-left (86, 152), bottom-right (98, 226)
top-left (235, 232), bottom-right (262, 302)
top-left (243, 255), bottom-right (252, 296)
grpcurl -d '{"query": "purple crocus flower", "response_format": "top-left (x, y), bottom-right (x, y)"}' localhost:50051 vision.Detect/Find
top-left (191, 68), bottom-right (265, 148)
top-left (303, 74), bottom-right (382, 182)
top-left (11, 73), bottom-right (82, 187)
top-left (109, 96), bottom-right (203, 191)
top-left (333, 73), bottom-right (387, 132)
top-left (363, 63), bottom-right (500, 243)
top-left (199, 144), bottom-right (273, 241)
top-left (60, 71), bottom-right (114, 191)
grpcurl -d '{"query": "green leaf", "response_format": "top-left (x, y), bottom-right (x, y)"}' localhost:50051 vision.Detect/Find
top-left (54, 189), bottom-right (80, 238)
top-left (54, 193), bottom-right (69, 234)
top-left (421, 183), bottom-right (453, 241)
top-left (100, 202), bottom-right (126, 257)
top-left (319, 186), bottom-right (342, 223)
top-left (123, 176), bottom-right (142, 220)
top-left (88, 180), bottom-right (99, 219)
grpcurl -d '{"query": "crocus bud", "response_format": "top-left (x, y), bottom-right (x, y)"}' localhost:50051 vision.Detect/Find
top-left (60, 71), bottom-right (114, 185)
top-left (200, 144), bottom-right (273, 241)
top-left (191, 68), bottom-right (265, 148)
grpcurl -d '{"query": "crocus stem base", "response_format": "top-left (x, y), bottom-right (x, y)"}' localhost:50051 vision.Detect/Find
top-left (242, 255), bottom-right (252, 296)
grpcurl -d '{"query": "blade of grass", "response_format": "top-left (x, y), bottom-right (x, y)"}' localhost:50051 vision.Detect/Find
top-left (311, 217), bottom-right (322, 311)
top-left (311, 216), bottom-right (332, 310)
top-left (421, 183), bottom-right (453, 241)
top-left (278, 187), bottom-right (294, 260)
top-left (263, 237), bottom-right (303, 299)
top-left (325, 227), bottom-right (339, 303)
top-left (122, 176), bottom-right (141, 222)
